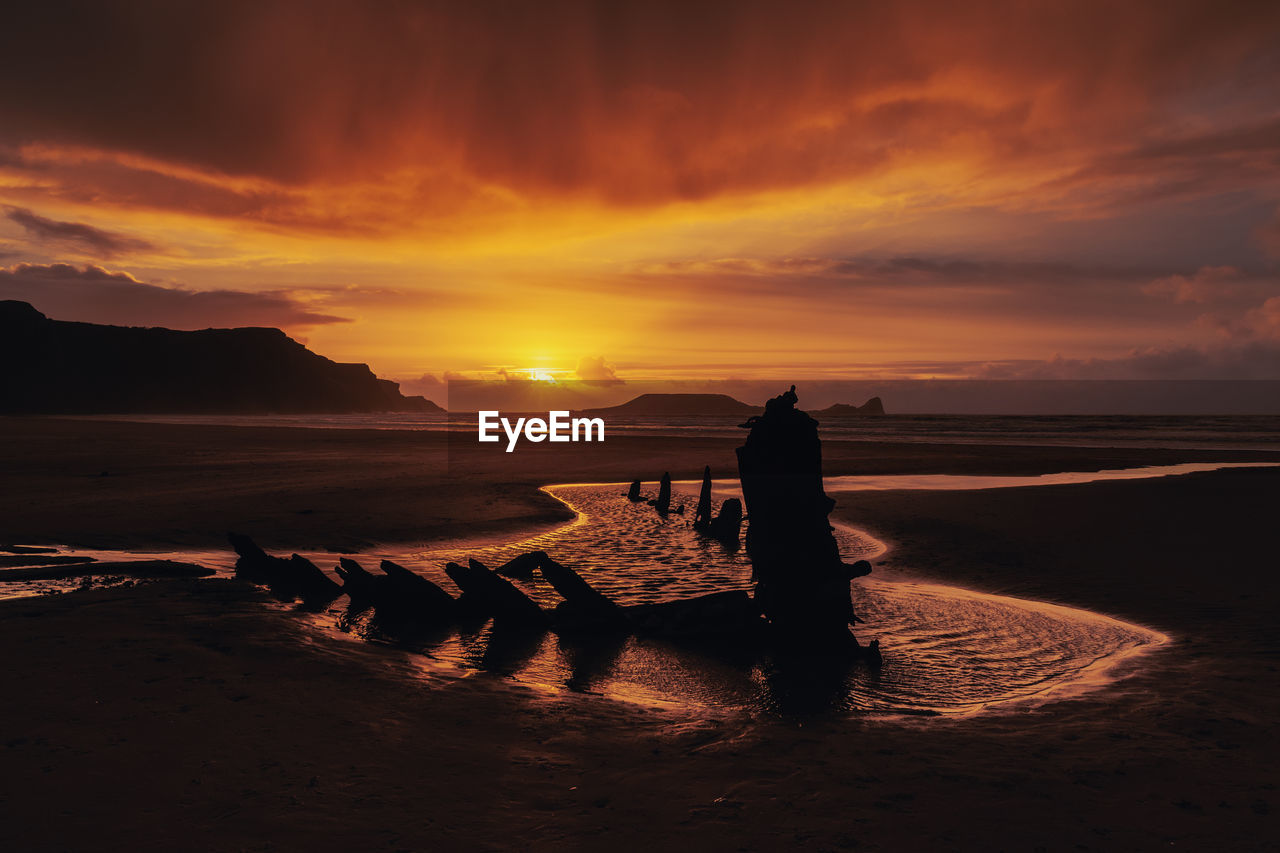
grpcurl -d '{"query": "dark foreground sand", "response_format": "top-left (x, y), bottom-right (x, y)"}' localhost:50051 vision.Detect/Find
top-left (1, 418), bottom-right (1277, 851)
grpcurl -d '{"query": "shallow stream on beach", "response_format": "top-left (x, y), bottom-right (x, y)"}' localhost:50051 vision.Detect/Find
top-left (23, 464), bottom-right (1277, 716)
top-left (357, 478), bottom-right (1170, 716)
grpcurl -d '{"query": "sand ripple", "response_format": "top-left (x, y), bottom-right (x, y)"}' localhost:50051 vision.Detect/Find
top-left (371, 482), bottom-right (1167, 716)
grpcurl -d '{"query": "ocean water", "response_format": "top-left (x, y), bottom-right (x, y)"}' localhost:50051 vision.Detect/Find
top-left (76, 412), bottom-right (1280, 450)
top-left (564, 414), bottom-right (1280, 450)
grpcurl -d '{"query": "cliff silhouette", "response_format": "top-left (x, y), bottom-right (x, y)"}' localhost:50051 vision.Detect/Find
top-left (0, 301), bottom-right (442, 414)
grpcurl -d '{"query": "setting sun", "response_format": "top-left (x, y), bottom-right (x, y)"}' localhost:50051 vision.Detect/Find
top-left (3, 1), bottom-right (1278, 386)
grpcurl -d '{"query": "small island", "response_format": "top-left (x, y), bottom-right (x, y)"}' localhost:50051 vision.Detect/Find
top-left (580, 392), bottom-right (761, 417)
top-left (814, 396), bottom-right (885, 416)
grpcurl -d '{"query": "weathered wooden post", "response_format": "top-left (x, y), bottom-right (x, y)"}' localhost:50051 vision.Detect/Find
top-left (694, 465), bottom-right (713, 529)
top-left (654, 472), bottom-right (672, 516)
top-left (709, 498), bottom-right (742, 546)
top-left (736, 386), bottom-right (865, 651)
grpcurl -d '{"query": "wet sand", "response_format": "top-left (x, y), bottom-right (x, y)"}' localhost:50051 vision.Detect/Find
top-left (1, 418), bottom-right (1277, 850)
top-left (1, 416), bottom-right (1274, 550)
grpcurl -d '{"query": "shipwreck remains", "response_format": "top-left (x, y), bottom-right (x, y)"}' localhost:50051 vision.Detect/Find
top-left (227, 532), bottom-right (767, 645)
top-left (694, 466), bottom-right (713, 526)
top-left (223, 383), bottom-right (876, 689)
top-left (692, 465), bottom-right (744, 547)
top-left (229, 533), bottom-right (343, 608)
top-left (737, 385), bottom-right (870, 651)
top-left (445, 558), bottom-right (547, 627)
top-left (650, 472), bottom-right (672, 515)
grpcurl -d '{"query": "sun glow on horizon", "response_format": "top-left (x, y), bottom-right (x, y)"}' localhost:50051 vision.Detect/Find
top-left (1, 2), bottom-right (1278, 383)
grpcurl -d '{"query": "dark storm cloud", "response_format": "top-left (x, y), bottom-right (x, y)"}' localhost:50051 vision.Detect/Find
top-left (1038, 116), bottom-right (1280, 212)
top-left (974, 341), bottom-right (1280, 380)
top-left (2, 1), bottom-right (1279, 381)
top-left (5, 206), bottom-right (156, 258)
top-left (1, 0), bottom-right (1278, 204)
top-left (0, 262), bottom-right (349, 329)
top-left (629, 255), bottom-right (1190, 325)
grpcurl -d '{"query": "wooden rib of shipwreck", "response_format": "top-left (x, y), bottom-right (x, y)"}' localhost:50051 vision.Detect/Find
top-left (228, 532), bottom-right (765, 644)
top-left (227, 532), bottom-right (343, 608)
top-left (229, 542), bottom-right (871, 654)
top-left (445, 558), bottom-right (547, 627)
top-left (692, 464), bottom-right (744, 547)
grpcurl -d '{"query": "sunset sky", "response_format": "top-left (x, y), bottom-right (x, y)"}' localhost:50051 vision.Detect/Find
top-left (2, 0), bottom-right (1279, 389)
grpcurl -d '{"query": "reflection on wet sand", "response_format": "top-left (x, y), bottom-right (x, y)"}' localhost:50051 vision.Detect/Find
top-left (7, 464), bottom-right (1226, 716)
top-left (316, 479), bottom-right (1170, 716)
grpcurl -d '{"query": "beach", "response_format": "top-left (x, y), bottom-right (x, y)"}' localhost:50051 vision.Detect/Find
top-left (2, 416), bottom-right (1273, 551)
top-left (8, 2), bottom-right (1280, 849)
top-left (1, 417), bottom-right (1277, 850)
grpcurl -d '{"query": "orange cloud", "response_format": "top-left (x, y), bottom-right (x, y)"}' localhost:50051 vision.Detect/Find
top-left (2, 2), bottom-right (1277, 228)
top-left (0, 263), bottom-right (348, 329)
top-left (1, 1), bottom-right (1278, 379)
top-left (5, 206), bottom-right (156, 258)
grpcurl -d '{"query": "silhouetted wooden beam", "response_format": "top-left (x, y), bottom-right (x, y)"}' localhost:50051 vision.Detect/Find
top-left (624, 590), bottom-right (764, 640)
top-left (694, 465), bottom-right (713, 529)
top-left (228, 532), bottom-right (276, 584)
top-left (226, 533), bottom-right (342, 606)
top-left (380, 559), bottom-right (457, 615)
top-left (444, 559), bottom-right (546, 627)
top-left (335, 557), bottom-right (386, 602)
top-left (285, 554), bottom-right (344, 605)
top-left (536, 554), bottom-right (627, 633)
top-left (650, 472), bottom-right (672, 515)
top-left (493, 551), bottom-right (543, 579)
top-left (537, 556), bottom-right (620, 612)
